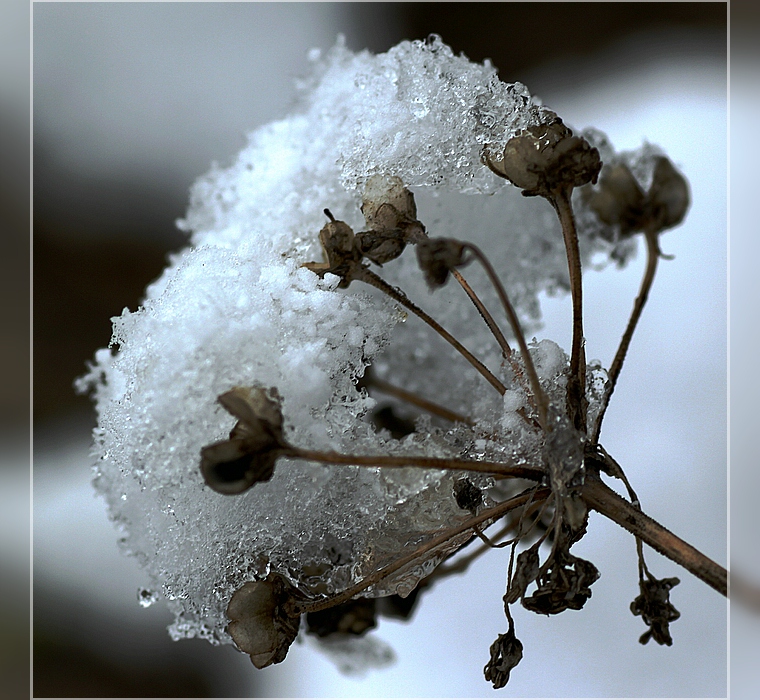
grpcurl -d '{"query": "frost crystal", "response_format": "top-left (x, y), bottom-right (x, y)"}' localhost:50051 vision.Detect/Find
top-left (78, 36), bottom-right (653, 647)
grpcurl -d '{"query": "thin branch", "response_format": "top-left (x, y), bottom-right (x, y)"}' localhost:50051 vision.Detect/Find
top-left (550, 189), bottom-right (587, 434)
top-left (450, 268), bottom-right (512, 357)
top-left (592, 228), bottom-right (661, 443)
top-left (460, 242), bottom-right (549, 430)
top-left (295, 486), bottom-right (552, 614)
top-left (361, 368), bottom-right (473, 425)
top-left (580, 470), bottom-right (727, 597)
top-left (289, 447), bottom-right (544, 481)
top-left (356, 267), bottom-right (507, 396)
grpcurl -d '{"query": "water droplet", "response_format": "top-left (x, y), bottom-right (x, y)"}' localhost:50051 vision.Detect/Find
top-left (137, 588), bottom-right (158, 608)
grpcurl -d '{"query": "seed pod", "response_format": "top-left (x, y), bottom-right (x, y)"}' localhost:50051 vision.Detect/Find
top-left (486, 117), bottom-right (602, 197)
top-left (647, 156), bottom-right (689, 232)
top-left (226, 574), bottom-right (301, 669)
top-left (303, 213), bottom-right (364, 287)
top-left (415, 237), bottom-right (468, 288)
top-left (200, 386), bottom-right (289, 495)
top-left (630, 575), bottom-right (681, 646)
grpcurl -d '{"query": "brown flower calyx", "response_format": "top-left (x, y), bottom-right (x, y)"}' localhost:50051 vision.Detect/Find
top-left (303, 212), bottom-right (365, 288)
top-left (521, 547), bottom-right (600, 615)
top-left (630, 575), bottom-right (681, 646)
top-left (226, 573), bottom-right (302, 669)
top-left (415, 237), bottom-right (468, 288)
top-left (200, 386), bottom-right (290, 495)
top-left (586, 156), bottom-right (689, 238)
top-left (483, 620), bottom-right (524, 689)
top-left (356, 175), bottom-right (426, 265)
top-left (305, 597), bottom-right (377, 638)
top-left (484, 117), bottom-right (602, 198)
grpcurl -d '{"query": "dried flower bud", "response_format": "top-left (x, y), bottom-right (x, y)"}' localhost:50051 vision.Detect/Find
top-left (483, 624), bottom-right (523, 689)
top-left (504, 544), bottom-right (541, 605)
top-left (486, 117), bottom-right (602, 197)
top-left (416, 237), bottom-right (468, 288)
top-left (303, 214), bottom-right (364, 287)
top-left (522, 550), bottom-right (600, 615)
top-left (306, 597), bottom-right (377, 638)
top-left (200, 386), bottom-right (289, 495)
top-left (630, 575), bottom-right (681, 646)
top-left (226, 573), bottom-right (301, 669)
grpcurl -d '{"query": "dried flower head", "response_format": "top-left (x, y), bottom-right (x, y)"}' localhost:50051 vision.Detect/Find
top-left (415, 237), bottom-right (468, 288)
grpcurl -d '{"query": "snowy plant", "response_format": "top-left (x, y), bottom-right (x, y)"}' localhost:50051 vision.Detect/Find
top-left (77, 36), bottom-right (726, 688)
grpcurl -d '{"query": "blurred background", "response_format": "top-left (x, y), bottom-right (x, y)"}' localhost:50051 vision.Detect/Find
top-left (15, 1), bottom-right (754, 697)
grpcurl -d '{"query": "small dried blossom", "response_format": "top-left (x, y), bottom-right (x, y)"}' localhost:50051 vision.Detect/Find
top-left (415, 237), bottom-right (468, 288)
top-left (521, 548), bottom-right (600, 615)
top-left (483, 622), bottom-right (524, 690)
top-left (630, 575), bottom-right (681, 646)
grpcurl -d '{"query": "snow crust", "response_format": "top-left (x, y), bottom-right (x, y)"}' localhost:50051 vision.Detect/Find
top-left (78, 36), bottom-right (652, 645)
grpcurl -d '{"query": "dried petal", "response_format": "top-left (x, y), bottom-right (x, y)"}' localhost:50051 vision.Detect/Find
top-left (486, 117), bottom-right (601, 197)
top-left (227, 574), bottom-right (301, 669)
top-left (504, 545), bottom-right (540, 605)
top-left (415, 237), bottom-right (468, 288)
top-left (483, 626), bottom-right (523, 689)
top-left (630, 575), bottom-right (681, 646)
top-left (306, 598), bottom-right (377, 638)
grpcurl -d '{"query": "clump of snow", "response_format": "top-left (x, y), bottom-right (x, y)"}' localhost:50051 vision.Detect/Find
top-left (78, 35), bottom-right (653, 646)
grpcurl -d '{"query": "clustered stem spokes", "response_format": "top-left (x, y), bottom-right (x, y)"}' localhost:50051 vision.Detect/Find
top-left (207, 149), bottom-right (725, 682)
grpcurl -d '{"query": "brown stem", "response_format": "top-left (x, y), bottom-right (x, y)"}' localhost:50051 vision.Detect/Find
top-left (461, 242), bottom-right (549, 430)
top-left (550, 189), bottom-right (587, 434)
top-left (362, 369), bottom-right (473, 425)
top-left (295, 486), bottom-right (552, 613)
top-left (581, 471), bottom-right (727, 597)
top-left (289, 447), bottom-right (544, 481)
top-left (450, 268), bottom-right (512, 357)
top-left (356, 267), bottom-right (507, 395)
top-left (592, 228), bottom-right (660, 443)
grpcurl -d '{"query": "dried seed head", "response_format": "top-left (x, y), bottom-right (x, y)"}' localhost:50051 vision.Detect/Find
top-left (200, 386), bottom-right (289, 495)
top-left (630, 575), bottom-right (681, 646)
top-left (485, 117), bottom-right (602, 197)
top-left (415, 237), bottom-right (468, 288)
top-left (305, 597), bottom-right (377, 638)
top-left (303, 214), bottom-right (364, 287)
top-left (483, 624), bottom-right (524, 689)
top-left (226, 573), bottom-right (301, 669)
